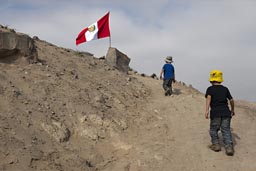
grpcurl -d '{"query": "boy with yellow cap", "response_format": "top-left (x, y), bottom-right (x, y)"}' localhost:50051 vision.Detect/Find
top-left (205, 70), bottom-right (235, 156)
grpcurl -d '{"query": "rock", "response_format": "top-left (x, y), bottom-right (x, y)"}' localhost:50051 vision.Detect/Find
top-left (79, 127), bottom-right (99, 140)
top-left (0, 29), bottom-right (38, 64)
top-left (94, 95), bottom-right (106, 104)
top-left (30, 149), bottom-right (43, 160)
top-left (33, 36), bottom-right (39, 40)
top-left (105, 47), bottom-right (130, 73)
top-left (41, 121), bottom-right (71, 143)
top-left (99, 56), bottom-right (105, 60)
top-left (88, 114), bottom-right (104, 126)
top-left (150, 73), bottom-right (158, 80)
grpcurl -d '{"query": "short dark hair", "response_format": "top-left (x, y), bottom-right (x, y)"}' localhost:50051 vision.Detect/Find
top-left (210, 81), bottom-right (221, 84)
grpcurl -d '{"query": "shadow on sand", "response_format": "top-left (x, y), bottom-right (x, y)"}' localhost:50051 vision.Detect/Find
top-left (173, 88), bottom-right (182, 95)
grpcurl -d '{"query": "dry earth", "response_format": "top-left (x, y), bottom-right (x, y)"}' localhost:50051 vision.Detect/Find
top-left (0, 28), bottom-right (256, 171)
top-left (133, 76), bottom-right (256, 171)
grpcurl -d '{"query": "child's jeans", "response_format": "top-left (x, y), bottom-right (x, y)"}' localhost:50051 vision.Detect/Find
top-left (162, 79), bottom-right (173, 93)
top-left (210, 117), bottom-right (233, 146)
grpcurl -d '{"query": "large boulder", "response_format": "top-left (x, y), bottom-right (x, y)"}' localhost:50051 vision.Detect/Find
top-left (105, 47), bottom-right (130, 73)
top-left (0, 26), bottom-right (38, 64)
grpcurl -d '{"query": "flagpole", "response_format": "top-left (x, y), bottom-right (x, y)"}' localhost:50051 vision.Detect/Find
top-left (109, 36), bottom-right (111, 48)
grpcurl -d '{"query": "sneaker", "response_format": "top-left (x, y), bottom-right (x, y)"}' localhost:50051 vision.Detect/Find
top-left (209, 144), bottom-right (221, 152)
top-left (165, 90), bottom-right (170, 96)
top-left (225, 145), bottom-right (234, 156)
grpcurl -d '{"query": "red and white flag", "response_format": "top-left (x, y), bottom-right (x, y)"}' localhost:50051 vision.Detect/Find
top-left (76, 12), bottom-right (110, 45)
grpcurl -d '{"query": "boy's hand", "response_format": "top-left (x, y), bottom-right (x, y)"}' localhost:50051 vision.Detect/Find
top-left (231, 111), bottom-right (235, 116)
top-left (205, 111), bottom-right (209, 119)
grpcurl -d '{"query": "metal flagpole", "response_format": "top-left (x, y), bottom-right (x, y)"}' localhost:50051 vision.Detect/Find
top-left (109, 36), bottom-right (111, 48)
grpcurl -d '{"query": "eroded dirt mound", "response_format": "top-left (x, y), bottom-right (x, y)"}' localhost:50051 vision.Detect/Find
top-left (0, 33), bottom-right (150, 170)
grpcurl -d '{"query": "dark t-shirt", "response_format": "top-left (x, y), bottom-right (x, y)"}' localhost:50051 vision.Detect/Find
top-left (205, 85), bottom-right (233, 119)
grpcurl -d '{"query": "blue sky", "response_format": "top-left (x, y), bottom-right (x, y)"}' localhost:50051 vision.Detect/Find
top-left (1, 0), bottom-right (256, 102)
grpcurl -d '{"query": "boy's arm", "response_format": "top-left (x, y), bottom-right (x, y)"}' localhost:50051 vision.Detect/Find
top-left (160, 69), bottom-right (163, 80)
top-left (173, 71), bottom-right (176, 83)
top-left (230, 99), bottom-right (235, 116)
top-left (205, 95), bottom-right (211, 119)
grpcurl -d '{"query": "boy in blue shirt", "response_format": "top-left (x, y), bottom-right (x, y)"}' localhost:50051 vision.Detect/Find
top-left (205, 70), bottom-right (235, 156)
top-left (160, 56), bottom-right (175, 96)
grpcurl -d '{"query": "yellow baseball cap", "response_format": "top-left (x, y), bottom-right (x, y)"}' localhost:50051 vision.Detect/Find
top-left (209, 70), bottom-right (223, 83)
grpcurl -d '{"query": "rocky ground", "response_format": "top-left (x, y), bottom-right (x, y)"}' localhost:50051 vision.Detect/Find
top-left (0, 27), bottom-right (256, 171)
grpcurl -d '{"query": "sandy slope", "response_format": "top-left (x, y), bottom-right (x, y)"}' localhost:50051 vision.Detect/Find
top-left (1, 26), bottom-right (256, 171)
top-left (113, 75), bottom-right (256, 171)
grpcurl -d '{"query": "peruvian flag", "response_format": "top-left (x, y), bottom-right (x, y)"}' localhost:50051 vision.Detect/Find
top-left (76, 12), bottom-right (110, 45)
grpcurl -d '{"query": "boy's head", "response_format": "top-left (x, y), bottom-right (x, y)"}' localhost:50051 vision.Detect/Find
top-left (209, 70), bottom-right (223, 83)
top-left (165, 56), bottom-right (173, 63)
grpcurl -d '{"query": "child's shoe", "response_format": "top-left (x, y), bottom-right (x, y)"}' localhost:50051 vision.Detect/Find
top-left (225, 145), bottom-right (234, 156)
top-left (164, 90), bottom-right (170, 96)
top-left (209, 144), bottom-right (221, 152)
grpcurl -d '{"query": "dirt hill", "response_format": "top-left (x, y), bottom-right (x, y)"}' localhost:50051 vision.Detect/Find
top-left (1, 27), bottom-right (256, 171)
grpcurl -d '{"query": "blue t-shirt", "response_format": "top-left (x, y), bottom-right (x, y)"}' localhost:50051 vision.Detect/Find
top-left (162, 63), bottom-right (175, 79)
